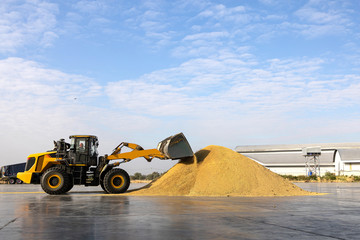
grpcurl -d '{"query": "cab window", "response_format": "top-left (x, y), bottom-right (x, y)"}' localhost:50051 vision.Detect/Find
top-left (76, 138), bottom-right (87, 153)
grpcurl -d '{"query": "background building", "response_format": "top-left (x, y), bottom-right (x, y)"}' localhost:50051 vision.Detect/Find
top-left (235, 143), bottom-right (360, 176)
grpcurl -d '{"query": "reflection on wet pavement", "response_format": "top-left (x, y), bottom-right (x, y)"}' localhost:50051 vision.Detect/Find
top-left (1, 183), bottom-right (360, 239)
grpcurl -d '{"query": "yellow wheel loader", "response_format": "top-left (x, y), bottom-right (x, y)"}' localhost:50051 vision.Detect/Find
top-left (17, 133), bottom-right (193, 195)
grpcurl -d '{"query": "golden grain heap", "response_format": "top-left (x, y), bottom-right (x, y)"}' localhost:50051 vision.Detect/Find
top-left (127, 145), bottom-right (317, 197)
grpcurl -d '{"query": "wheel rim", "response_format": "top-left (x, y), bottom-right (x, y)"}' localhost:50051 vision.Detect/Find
top-left (47, 174), bottom-right (61, 188)
top-left (110, 175), bottom-right (124, 189)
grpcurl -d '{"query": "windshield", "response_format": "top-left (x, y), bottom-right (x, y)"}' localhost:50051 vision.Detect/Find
top-left (70, 138), bottom-right (76, 150)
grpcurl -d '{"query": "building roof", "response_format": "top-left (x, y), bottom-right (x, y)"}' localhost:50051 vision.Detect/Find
top-left (338, 149), bottom-right (360, 162)
top-left (235, 143), bottom-right (360, 153)
top-left (241, 150), bottom-right (335, 166)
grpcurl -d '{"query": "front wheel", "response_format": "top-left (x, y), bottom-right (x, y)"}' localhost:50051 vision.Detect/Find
top-left (41, 167), bottom-right (72, 195)
top-left (16, 179), bottom-right (23, 184)
top-left (103, 169), bottom-right (130, 194)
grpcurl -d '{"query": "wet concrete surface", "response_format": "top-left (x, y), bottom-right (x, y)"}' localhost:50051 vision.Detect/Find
top-left (1, 183), bottom-right (360, 240)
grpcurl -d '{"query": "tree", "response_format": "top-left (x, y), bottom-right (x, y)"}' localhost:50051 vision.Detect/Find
top-left (131, 172), bottom-right (144, 180)
top-left (146, 172), bottom-right (161, 180)
top-left (131, 171), bottom-right (163, 181)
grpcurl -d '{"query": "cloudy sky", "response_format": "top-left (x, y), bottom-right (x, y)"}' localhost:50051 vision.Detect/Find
top-left (1, 0), bottom-right (360, 174)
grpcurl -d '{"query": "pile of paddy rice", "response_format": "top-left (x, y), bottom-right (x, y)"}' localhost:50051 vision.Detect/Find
top-left (127, 145), bottom-right (318, 197)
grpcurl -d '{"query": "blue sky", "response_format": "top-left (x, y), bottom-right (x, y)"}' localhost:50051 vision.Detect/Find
top-left (1, 0), bottom-right (360, 174)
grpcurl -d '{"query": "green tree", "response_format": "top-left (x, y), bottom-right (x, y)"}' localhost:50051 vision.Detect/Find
top-left (146, 172), bottom-right (161, 180)
top-left (131, 172), bottom-right (144, 180)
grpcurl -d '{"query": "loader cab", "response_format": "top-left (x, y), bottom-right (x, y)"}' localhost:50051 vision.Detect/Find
top-left (69, 135), bottom-right (99, 166)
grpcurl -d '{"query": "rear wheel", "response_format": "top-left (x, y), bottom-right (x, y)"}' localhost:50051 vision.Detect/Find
top-left (9, 178), bottom-right (15, 184)
top-left (41, 167), bottom-right (72, 195)
top-left (103, 169), bottom-right (130, 194)
top-left (100, 180), bottom-right (106, 192)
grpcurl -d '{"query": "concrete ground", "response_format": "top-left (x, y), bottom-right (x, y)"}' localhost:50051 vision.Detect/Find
top-left (0, 183), bottom-right (360, 240)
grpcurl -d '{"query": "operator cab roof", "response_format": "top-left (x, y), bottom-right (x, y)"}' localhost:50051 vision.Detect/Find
top-left (69, 135), bottom-right (98, 139)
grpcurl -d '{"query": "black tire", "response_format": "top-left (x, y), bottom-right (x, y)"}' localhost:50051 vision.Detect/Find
top-left (41, 167), bottom-right (72, 195)
top-left (100, 180), bottom-right (106, 192)
top-left (9, 178), bottom-right (15, 184)
top-left (16, 179), bottom-right (23, 184)
top-left (103, 168), bottom-right (130, 194)
top-left (64, 175), bottom-right (74, 192)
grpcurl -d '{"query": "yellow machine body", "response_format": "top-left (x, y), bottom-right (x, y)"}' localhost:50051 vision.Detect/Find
top-left (17, 151), bottom-right (58, 184)
top-left (17, 151), bottom-right (86, 184)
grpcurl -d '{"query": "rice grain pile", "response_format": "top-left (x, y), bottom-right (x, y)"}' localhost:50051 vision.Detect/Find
top-left (127, 145), bottom-right (318, 197)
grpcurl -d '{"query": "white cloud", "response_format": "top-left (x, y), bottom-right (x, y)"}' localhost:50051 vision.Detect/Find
top-left (183, 31), bottom-right (229, 41)
top-left (173, 31), bottom-right (236, 58)
top-left (0, 57), bottom-right (103, 136)
top-left (295, 5), bottom-right (345, 25)
top-left (0, 0), bottom-right (59, 53)
top-left (187, 0), bottom-right (357, 45)
top-left (73, 0), bottom-right (109, 14)
top-left (258, 0), bottom-right (280, 5)
top-left (0, 57), bottom-right (101, 98)
top-left (106, 52), bottom-right (360, 121)
top-left (103, 49), bottom-right (360, 149)
top-left (198, 4), bottom-right (246, 21)
top-left (293, 0), bottom-right (351, 38)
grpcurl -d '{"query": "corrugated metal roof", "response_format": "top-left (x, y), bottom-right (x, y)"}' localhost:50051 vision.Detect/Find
top-left (241, 150), bottom-right (335, 165)
top-left (338, 149), bottom-right (360, 162)
top-left (235, 143), bottom-right (360, 153)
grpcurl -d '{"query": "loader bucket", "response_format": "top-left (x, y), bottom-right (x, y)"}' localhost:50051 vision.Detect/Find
top-left (157, 133), bottom-right (193, 159)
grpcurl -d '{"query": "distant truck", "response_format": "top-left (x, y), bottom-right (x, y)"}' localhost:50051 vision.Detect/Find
top-left (0, 163), bottom-right (26, 184)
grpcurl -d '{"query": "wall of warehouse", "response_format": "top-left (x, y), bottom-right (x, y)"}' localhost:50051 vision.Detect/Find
top-left (236, 143), bottom-right (360, 176)
top-left (334, 151), bottom-right (360, 176)
top-left (251, 165), bottom-right (336, 177)
top-left (243, 153), bottom-right (334, 177)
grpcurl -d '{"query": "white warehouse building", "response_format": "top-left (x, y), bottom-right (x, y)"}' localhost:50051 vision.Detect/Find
top-left (235, 143), bottom-right (360, 176)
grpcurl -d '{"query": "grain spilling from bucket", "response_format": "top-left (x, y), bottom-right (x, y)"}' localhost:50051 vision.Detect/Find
top-left (127, 145), bottom-right (318, 196)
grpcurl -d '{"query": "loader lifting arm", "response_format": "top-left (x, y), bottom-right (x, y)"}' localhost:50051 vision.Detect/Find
top-left (106, 142), bottom-right (166, 162)
top-left (106, 132), bottom-right (194, 163)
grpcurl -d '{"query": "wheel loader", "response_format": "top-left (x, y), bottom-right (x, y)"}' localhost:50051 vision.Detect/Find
top-left (16, 133), bottom-right (193, 195)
